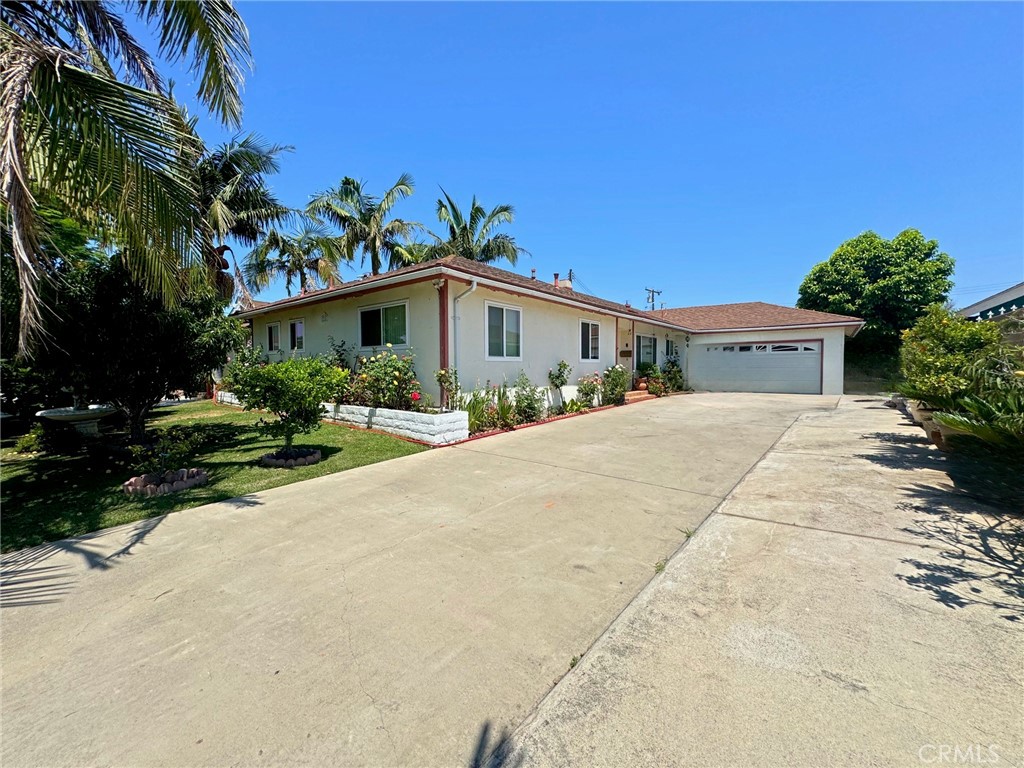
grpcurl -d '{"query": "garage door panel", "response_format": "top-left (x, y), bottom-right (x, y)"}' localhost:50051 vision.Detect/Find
top-left (690, 343), bottom-right (821, 394)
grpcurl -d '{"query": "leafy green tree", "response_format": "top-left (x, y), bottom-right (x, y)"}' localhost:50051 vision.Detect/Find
top-left (2, 1), bottom-right (251, 354)
top-left (228, 356), bottom-right (350, 451)
top-left (28, 255), bottom-right (245, 442)
top-left (429, 189), bottom-right (528, 265)
top-left (196, 133), bottom-right (294, 308)
top-left (244, 223), bottom-right (347, 297)
top-left (797, 229), bottom-right (954, 356)
top-left (307, 175), bottom-right (420, 275)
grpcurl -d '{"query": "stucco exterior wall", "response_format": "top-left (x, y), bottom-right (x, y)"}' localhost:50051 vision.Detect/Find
top-left (449, 283), bottom-right (620, 401)
top-left (685, 326), bottom-right (848, 395)
top-left (248, 281), bottom-right (443, 398)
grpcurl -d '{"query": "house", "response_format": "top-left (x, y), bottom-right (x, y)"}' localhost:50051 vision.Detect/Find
top-left (234, 256), bottom-right (864, 399)
top-left (958, 280), bottom-right (1024, 346)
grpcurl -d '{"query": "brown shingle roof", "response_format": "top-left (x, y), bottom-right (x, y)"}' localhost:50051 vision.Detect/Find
top-left (647, 302), bottom-right (863, 331)
top-left (236, 255), bottom-right (676, 325)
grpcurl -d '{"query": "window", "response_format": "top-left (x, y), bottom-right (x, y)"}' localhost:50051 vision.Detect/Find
top-left (289, 319), bottom-right (304, 351)
top-left (580, 320), bottom-right (600, 360)
top-left (738, 345), bottom-right (752, 352)
top-left (359, 303), bottom-right (408, 347)
top-left (666, 339), bottom-right (678, 357)
top-left (636, 335), bottom-right (656, 366)
top-left (486, 303), bottom-right (522, 359)
top-left (267, 322), bottom-right (280, 352)
top-left (722, 345), bottom-right (736, 352)
top-left (770, 344), bottom-right (800, 353)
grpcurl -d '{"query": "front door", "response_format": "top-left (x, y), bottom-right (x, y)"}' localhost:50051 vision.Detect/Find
top-left (636, 335), bottom-right (657, 368)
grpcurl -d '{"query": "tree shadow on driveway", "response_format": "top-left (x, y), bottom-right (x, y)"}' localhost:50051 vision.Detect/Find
top-left (857, 430), bottom-right (1023, 622)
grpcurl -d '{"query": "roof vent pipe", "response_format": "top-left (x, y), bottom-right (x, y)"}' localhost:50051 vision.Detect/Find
top-left (554, 273), bottom-right (560, 288)
top-left (531, 268), bottom-right (536, 280)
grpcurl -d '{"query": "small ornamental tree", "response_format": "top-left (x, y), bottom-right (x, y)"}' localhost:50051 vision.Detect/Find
top-left (229, 356), bottom-right (350, 451)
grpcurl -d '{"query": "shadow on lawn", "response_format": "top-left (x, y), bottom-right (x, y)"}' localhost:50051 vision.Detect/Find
top-left (857, 427), bottom-right (1024, 622)
top-left (0, 515), bottom-right (164, 609)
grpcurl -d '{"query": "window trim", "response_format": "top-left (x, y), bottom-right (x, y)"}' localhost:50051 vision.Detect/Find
top-left (358, 300), bottom-right (410, 349)
top-left (266, 321), bottom-right (281, 353)
top-left (288, 317), bottom-right (305, 352)
top-left (484, 300), bottom-right (523, 361)
top-left (579, 318), bottom-right (601, 362)
top-left (636, 334), bottom-right (657, 367)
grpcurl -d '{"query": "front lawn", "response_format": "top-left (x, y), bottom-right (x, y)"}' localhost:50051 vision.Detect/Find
top-left (0, 401), bottom-right (427, 552)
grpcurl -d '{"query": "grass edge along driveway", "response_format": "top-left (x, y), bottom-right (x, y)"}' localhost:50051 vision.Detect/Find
top-left (0, 401), bottom-right (427, 552)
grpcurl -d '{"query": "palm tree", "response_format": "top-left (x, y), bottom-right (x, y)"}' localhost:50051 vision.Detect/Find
top-left (1, 2), bottom-right (252, 354)
top-left (430, 189), bottom-right (529, 266)
top-left (197, 133), bottom-right (293, 309)
top-left (244, 223), bottom-right (348, 298)
top-left (307, 175), bottom-right (421, 275)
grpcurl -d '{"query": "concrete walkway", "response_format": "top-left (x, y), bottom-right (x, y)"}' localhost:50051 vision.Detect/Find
top-left (509, 398), bottom-right (1024, 767)
top-left (1, 393), bottom-right (834, 768)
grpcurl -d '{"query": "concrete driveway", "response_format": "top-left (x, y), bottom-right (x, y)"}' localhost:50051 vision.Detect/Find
top-left (510, 398), bottom-right (1023, 767)
top-left (1, 393), bottom-right (832, 768)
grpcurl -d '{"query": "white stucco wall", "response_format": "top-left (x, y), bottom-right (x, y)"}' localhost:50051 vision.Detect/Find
top-left (685, 327), bottom-right (848, 395)
top-left (449, 283), bottom-right (620, 402)
top-left (249, 282), bottom-right (443, 398)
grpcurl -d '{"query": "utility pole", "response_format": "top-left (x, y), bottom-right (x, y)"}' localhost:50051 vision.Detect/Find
top-left (645, 287), bottom-right (662, 311)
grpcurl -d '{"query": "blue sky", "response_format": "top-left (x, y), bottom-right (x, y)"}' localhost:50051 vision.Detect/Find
top-left (175, 2), bottom-right (1023, 309)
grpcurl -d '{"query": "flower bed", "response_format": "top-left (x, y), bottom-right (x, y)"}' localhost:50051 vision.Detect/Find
top-left (324, 404), bottom-right (468, 446)
top-left (123, 468), bottom-right (208, 496)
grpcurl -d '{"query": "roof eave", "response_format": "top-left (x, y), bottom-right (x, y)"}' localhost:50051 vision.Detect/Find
top-left (691, 320), bottom-right (866, 335)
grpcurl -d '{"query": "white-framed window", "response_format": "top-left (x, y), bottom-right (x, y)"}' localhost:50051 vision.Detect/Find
top-left (289, 318), bottom-right (304, 351)
top-left (666, 339), bottom-right (678, 357)
top-left (580, 320), bottom-right (600, 361)
top-left (636, 335), bottom-right (657, 366)
top-left (359, 301), bottom-right (408, 347)
top-left (486, 301), bottom-right (522, 360)
top-left (266, 322), bottom-right (281, 353)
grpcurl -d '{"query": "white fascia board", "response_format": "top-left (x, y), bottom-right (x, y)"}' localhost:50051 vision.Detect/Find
top-left (235, 266), bottom-right (446, 319)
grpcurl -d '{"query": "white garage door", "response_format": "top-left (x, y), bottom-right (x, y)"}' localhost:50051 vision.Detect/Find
top-left (690, 341), bottom-right (822, 394)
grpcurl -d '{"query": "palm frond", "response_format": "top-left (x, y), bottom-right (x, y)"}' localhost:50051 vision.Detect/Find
top-left (135, 0), bottom-right (251, 127)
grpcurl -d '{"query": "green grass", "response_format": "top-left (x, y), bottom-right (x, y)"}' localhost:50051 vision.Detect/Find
top-left (0, 401), bottom-right (428, 552)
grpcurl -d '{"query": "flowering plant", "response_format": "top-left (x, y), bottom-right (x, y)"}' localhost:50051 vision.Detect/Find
top-left (349, 348), bottom-right (419, 410)
top-left (434, 367), bottom-right (461, 411)
top-left (576, 373), bottom-right (602, 407)
top-left (601, 364), bottom-right (630, 405)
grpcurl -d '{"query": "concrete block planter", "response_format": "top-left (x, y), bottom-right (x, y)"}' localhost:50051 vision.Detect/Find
top-left (123, 468), bottom-right (208, 496)
top-left (215, 390), bottom-right (241, 406)
top-left (323, 403), bottom-right (469, 445)
top-left (261, 448), bottom-right (322, 468)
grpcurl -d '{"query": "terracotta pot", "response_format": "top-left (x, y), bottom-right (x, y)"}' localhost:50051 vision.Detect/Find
top-left (638, 381), bottom-right (648, 391)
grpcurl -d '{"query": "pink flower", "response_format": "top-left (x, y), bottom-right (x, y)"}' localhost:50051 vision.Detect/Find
top-left (411, 392), bottom-right (421, 401)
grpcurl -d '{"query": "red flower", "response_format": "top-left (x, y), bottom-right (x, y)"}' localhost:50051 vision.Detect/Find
top-left (411, 392), bottom-right (421, 401)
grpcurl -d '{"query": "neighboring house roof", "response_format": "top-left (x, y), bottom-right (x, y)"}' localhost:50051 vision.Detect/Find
top-left (646, 302), bottom-right (864, 333)
top-left (957, 280), bottom-right (1024, 321)
top-left (236, 258), bottom-right (864, 334)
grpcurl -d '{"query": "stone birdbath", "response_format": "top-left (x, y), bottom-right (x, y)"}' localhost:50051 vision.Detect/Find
top-left (35, 404), bottom-right (116, 436)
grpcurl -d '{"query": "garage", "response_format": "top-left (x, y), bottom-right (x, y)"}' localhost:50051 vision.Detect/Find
top-left (646, 302), bottom-right (865, 395)
top-left (689, 340), bottom-right (823, 394)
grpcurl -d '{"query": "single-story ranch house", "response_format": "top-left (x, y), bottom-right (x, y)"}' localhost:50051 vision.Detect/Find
top-left (235, 256), bottom-right (864, 400)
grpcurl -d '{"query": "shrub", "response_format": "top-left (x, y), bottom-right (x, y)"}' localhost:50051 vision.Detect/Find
top-left (228, 356), bottom-right (350, 450)
top-left (647, 374), bottom-right (667, 397)
top-left (459, 389), bottom-right (494, 434)
top-left (900, 305), bottom-right (1001, 406)
top-left (435, 368), bottom-right (461, 411)
top-left (492, 382), bottom-right (518, 430)
top-left (129, 425), bottom-right (205, 473)
top-left (563, 399), bottom-right (587, 414)
top-left (635, 361), bottom-right (657, 378)
top-left (576, 373), bottom-right (602, 407)
top-left (548, 360), bottom-right (571, 404)
top-left (661, 355), bottom-right (686, 391)
top-left (351, 347), bottom-right (420, 410)
top-left (602, 364), bottom-right (630, 405)
top-left (13, 423), bottom-right (45, 454)
top-left (513, 372), bottom-right (545, 424)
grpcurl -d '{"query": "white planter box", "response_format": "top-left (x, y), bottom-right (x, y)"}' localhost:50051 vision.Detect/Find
top-left (216, 390), bottom-right (241, 406)
top-left (323, 403), bottom-right (469, 445)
